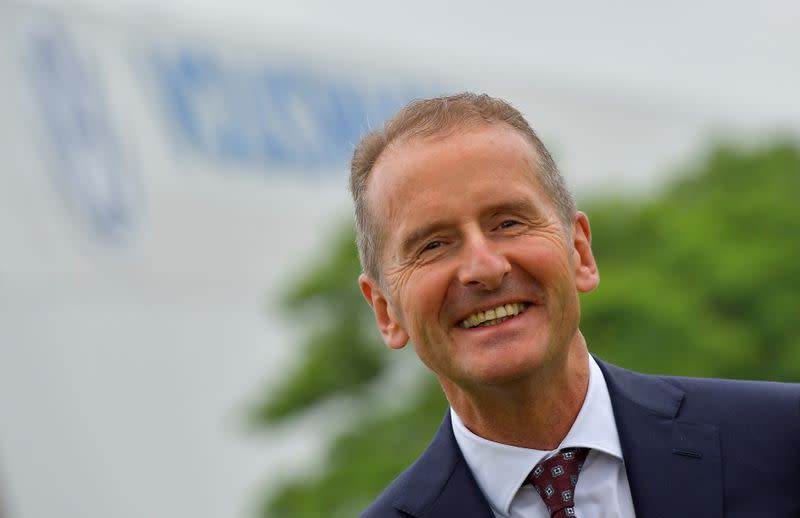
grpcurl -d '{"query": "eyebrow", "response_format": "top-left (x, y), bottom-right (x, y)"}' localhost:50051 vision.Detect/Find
top-left (492, 197), bottom-right (543, 219)
top-left (398, 197), bottom-right (545, 254)
top-left (400, 220), bottom-right (454, 255)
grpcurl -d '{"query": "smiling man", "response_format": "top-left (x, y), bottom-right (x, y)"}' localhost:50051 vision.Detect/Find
top-left (351, 93), bottom-right (800, 518)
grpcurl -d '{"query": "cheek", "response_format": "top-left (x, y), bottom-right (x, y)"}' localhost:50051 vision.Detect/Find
top-left (533, 241), bottom-right (574, 275)
top-left (515, 246), bottom-right (570, 279)
top-left (406, 271), bottom-right (453, 333)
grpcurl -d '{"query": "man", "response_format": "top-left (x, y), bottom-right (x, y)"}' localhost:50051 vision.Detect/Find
top-left (350, 93), bottom-right (800, 517)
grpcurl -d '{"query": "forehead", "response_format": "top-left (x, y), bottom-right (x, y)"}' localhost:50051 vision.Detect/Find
top-left (368, 123), bottom-right (544, 206)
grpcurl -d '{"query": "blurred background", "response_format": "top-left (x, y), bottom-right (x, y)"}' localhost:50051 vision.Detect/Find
top-left (1, 1), bottom-right (798, 517)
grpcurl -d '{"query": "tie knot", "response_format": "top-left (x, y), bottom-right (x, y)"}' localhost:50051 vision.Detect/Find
top-left (527, 447), bottom-right (589, 517)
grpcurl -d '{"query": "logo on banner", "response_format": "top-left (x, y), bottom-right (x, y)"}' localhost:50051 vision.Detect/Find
top-left (24, 20), bottom-right (139, 244)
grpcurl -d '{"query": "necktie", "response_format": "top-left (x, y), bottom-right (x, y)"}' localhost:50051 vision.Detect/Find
top-left (527, 447), bottom-right (589, 518)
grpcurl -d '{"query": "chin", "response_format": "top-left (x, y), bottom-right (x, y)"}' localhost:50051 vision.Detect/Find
top-left (457, 354), bottom-right (544, 388)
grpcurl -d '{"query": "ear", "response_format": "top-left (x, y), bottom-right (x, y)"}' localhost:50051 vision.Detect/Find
top-left (572, 211), bottom-right (600, 293)
top-left (359, 273), bottom-right (409, 349)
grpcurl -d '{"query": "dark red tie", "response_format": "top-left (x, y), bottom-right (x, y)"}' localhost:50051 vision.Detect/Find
top-left (527, 447), bottom-right (589, 518)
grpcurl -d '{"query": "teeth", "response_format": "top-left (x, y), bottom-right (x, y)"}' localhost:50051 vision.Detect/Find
top-left (460, 303), bottom-right (526, 329)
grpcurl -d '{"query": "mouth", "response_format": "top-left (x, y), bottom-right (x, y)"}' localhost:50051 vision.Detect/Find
top-left (459, 302), bottom-right (529, 329)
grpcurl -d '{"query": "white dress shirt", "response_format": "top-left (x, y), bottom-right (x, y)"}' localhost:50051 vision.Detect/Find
top-left (451, 356), bottom-right (637, 517)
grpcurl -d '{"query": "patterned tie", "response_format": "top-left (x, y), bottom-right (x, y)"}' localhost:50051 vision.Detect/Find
top-left (527, 447), bottom-right (589, 518)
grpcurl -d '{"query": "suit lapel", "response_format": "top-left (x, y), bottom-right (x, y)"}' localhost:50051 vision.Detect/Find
top-left (597, 359), bottom-right (723, 518)
top-left (392, 412), bottom-right (494, 518)
top-left (392, 361), bottom-right (725, 517)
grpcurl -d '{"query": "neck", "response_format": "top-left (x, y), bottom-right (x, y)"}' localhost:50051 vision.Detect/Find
top-left (442, 335), bottom-right (590, 450)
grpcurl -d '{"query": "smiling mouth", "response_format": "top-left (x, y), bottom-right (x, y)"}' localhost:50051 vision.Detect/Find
top-left (459, 302), bottom-right (528, 329)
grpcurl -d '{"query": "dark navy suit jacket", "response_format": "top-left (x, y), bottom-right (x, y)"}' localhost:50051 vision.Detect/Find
top-left (360, 359), bottom-right (800, 517)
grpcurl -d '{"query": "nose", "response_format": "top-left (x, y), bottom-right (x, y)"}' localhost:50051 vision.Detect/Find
top-left (457, 234), bottom-right (511, 290)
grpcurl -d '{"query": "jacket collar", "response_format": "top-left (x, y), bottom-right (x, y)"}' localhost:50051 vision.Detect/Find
top-left (391, 411), bottom-right (495, 518)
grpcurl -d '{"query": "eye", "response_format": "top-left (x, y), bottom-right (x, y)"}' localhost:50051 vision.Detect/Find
top-left (498, 220), bottom-right (519, 229)
top-left (421, 240), bottom-right (443, 252)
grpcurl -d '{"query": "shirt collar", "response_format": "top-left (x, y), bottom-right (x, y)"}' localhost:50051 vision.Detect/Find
top-left (450, 355), bottom-right (624, 517)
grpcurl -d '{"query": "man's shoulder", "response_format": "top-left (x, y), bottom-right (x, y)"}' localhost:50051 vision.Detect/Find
top-left (359, 411), bottom-right (466, 518)
top-left (661, 370), bottom-right (800, 422)
top-left (359, 410), bottom-right (493, 518)
top-left (358, 460), bottom-right (418, 518)
top-left (662, 369), bottom-right (800, 394)
top-left (599, 358), bottom-right (800, 426)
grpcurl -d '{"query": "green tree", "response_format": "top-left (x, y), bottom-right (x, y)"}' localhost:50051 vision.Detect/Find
top-left (251, 142), bottom-right (800, 517)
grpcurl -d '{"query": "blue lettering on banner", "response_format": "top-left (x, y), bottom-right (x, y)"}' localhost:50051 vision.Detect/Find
top-left (153, 50), bottom-right (425, 174)
top-left (24, 20), bottom-right (139, 244)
